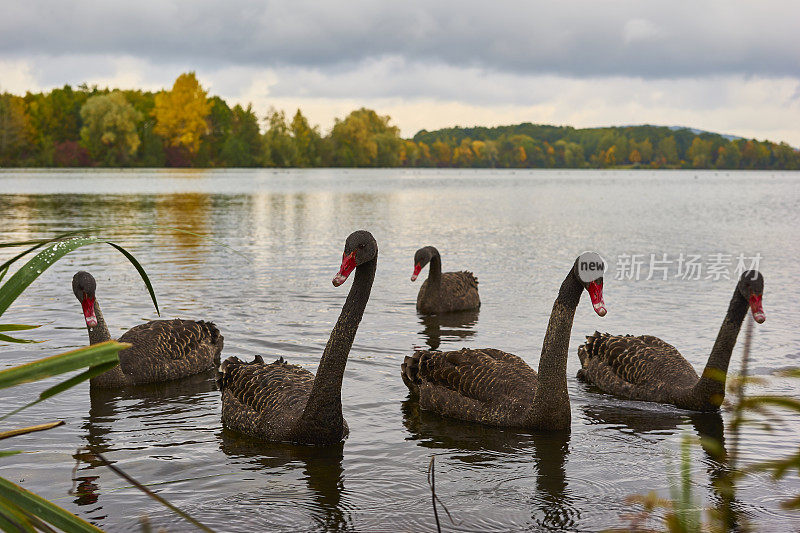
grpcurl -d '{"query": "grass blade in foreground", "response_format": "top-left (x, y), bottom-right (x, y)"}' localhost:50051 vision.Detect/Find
top-left (0, 422), bottom-right (64, 442)
top-left (0, 341), bottom-right (128, 390)
top-left (0, 477), bottom-right (104, 533)
top-left (0, 236), bottom-right (159, 320)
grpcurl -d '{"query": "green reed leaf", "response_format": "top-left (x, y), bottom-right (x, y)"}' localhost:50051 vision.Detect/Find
top-left (0, 452), bottom-right (22, 458)
top-left (0, 341), bottom-right (127, 391)
top-left (0, 333), bottom-right (41, 344)
top-left (0, 325), bottom-right (40, 333)
top-left (0, 236), bottom-right (160, 320)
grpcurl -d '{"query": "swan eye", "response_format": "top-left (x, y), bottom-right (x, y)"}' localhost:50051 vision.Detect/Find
top-left (359, 243), bottom-right (365, 249)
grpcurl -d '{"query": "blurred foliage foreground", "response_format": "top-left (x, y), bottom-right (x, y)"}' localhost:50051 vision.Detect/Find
top-left (615, 321), bottom-right (800, 533)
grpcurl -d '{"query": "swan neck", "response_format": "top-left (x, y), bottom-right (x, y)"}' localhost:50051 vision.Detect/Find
top-left (691, 288), bottom-right (749, 408)
top-left (300, 256), bottom-right (376, 426)
top-left (530, 271), bottom-right (582, 430)
top-left (427, 251), bottom-right (442, 286)
top-left (86, 301), bottom-right (128, 387)
top-left (87, 301), bottom-right (112, 344)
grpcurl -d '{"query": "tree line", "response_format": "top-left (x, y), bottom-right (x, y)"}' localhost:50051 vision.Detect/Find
top-left (1, 72), bottom-right (798, 169)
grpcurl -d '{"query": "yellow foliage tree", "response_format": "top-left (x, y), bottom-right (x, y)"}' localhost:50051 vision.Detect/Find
top-left (153, 72), bottom-right (210, 155)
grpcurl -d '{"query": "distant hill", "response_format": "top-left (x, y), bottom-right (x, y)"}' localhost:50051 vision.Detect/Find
top-left (666, 125), bottom-right (743, 142)
top-left (410, 122), bottom-right (798, 169)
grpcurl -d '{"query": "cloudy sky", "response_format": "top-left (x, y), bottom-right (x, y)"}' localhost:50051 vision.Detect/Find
top-left (2, 1), bottom-right (799, 144)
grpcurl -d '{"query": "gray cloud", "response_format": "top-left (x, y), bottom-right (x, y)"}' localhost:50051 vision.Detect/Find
top-left (1, 0), bottom-right (798, 79)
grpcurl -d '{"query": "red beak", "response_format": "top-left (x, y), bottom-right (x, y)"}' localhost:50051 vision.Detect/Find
top-left (749, 293), bottom-right (765, 323)
top-left (81, 294), bottom-right (98, 327)
top-left (587, 281), bottom-right (606, 317)
top-left (333, 251), bottom-right (357, 287)
top-left (411, 263), bottom-right (422, 282)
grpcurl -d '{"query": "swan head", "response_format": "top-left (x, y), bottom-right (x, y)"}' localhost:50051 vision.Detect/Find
top-left (72, 271), bottom-right (99, 327)
top-left (411, 246), bottom-right (439, 282)
top-left (737, 270), bottom-right (765, 323)
top-left (333, 230), bottom-right (378, 286)
top-left (573, 252), bottom-right (607, 317)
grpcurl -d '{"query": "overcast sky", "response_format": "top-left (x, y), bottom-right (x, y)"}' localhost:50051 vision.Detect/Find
top-left (2, 1), bottom-right (799, 144)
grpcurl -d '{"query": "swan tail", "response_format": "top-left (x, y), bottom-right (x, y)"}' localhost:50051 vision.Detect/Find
top-left (198, 320), bottom-right (224, 365)
top-left (463, 271), bottom-right (478, 288)
top-left (217, 354), bottom-right (264, 392)
top-left (577, 331), bottom-right (608, 368)
top-left (401, 351), bottom-right (427, 396)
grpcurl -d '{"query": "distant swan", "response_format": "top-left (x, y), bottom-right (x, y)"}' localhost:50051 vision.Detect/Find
top-left (218, 230), bottom-right (377, 445)
top-left (577, 271), bottom-right (765, 411)
top-left (402, 254), bottom-right (606, 431)
top-left (72, 271), bottom-right (223, 388)
top-left (411, 246), bottom-right (479, 314)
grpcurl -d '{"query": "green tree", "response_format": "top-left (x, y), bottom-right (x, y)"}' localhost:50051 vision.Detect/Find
top-left (79, 91), bottom-right (142, 166)
top-left (220, 104), bottom-right (262, 167)
top-left (263, 108), bottom-right (296, 166)
top-left (772, 142), bottom-right (799, 170)
top-left (0, 93), bottom-right (33, 165)
top-left (196, 96), bottom-right (233, 166)
top-left (23, 85), bottom-right (91, 164)
top-left (633, 138), bottom-right (654, 163)
top-left (657, 135), bottom-right (679, 166)
top-left (290, 109), bottom-right (322, 167)
top-left (715, 143), bottom-right (741, 169)
top-left (121, 88), bottom-right (163, 167)
top-left (328, 108), bottom-right (403, 167)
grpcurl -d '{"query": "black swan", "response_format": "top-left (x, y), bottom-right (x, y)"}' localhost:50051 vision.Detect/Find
top-left (402, 254), bottom-right (607, 431)
top-left (72, 271), bottom-right (223, 388)
top-left (218, 230), bottom-right (376, 445)
top-left (411, 246), bottom-right (480, 314)
top-left (576, 270), bottom-right (765, 411)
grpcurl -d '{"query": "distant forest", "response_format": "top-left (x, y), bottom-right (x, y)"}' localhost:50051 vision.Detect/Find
top-left (1, 72), bottom-right (798, 169)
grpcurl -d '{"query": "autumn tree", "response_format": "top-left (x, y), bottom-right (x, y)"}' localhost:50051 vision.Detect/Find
top-left (687, 137), bottom-right (713, 168)
top-left (153, 72), bottom-right (210, 163)
top-left (79, 91), bottom-right (142, 166)
top-left (430, 140), bottom-right (452, 167)
top-left (0, 93), bottom-right (33, 165)
top-left (452, 138), bottom-right (475, 167)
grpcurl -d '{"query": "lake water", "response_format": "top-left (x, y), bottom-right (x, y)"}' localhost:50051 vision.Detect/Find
top-left (1, 168), bottom-right (798, 532)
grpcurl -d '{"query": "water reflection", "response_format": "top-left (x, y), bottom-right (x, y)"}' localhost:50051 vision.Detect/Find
top-left (72, 373), bottom-right (218, 511)
top-left (155, 193), bottom-right (211, 250)
top-left (415, 309), bottom-right (480, 350)
top-left (581, 402), bottom-right (746, 528)
top-left (218, 431), bottom-right (352, 532)
top-left (401, 400), bottom-right (578, 531)
top-left (529, 432), bottom-right (574, 531)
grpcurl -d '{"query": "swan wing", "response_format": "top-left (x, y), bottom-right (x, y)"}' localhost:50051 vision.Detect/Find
top-left (578, 331), bottom-right (698, 398)
top-left (404, 348), bottom-right (536, 404)
top-left (117, 319), bottom-right (223, 382)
